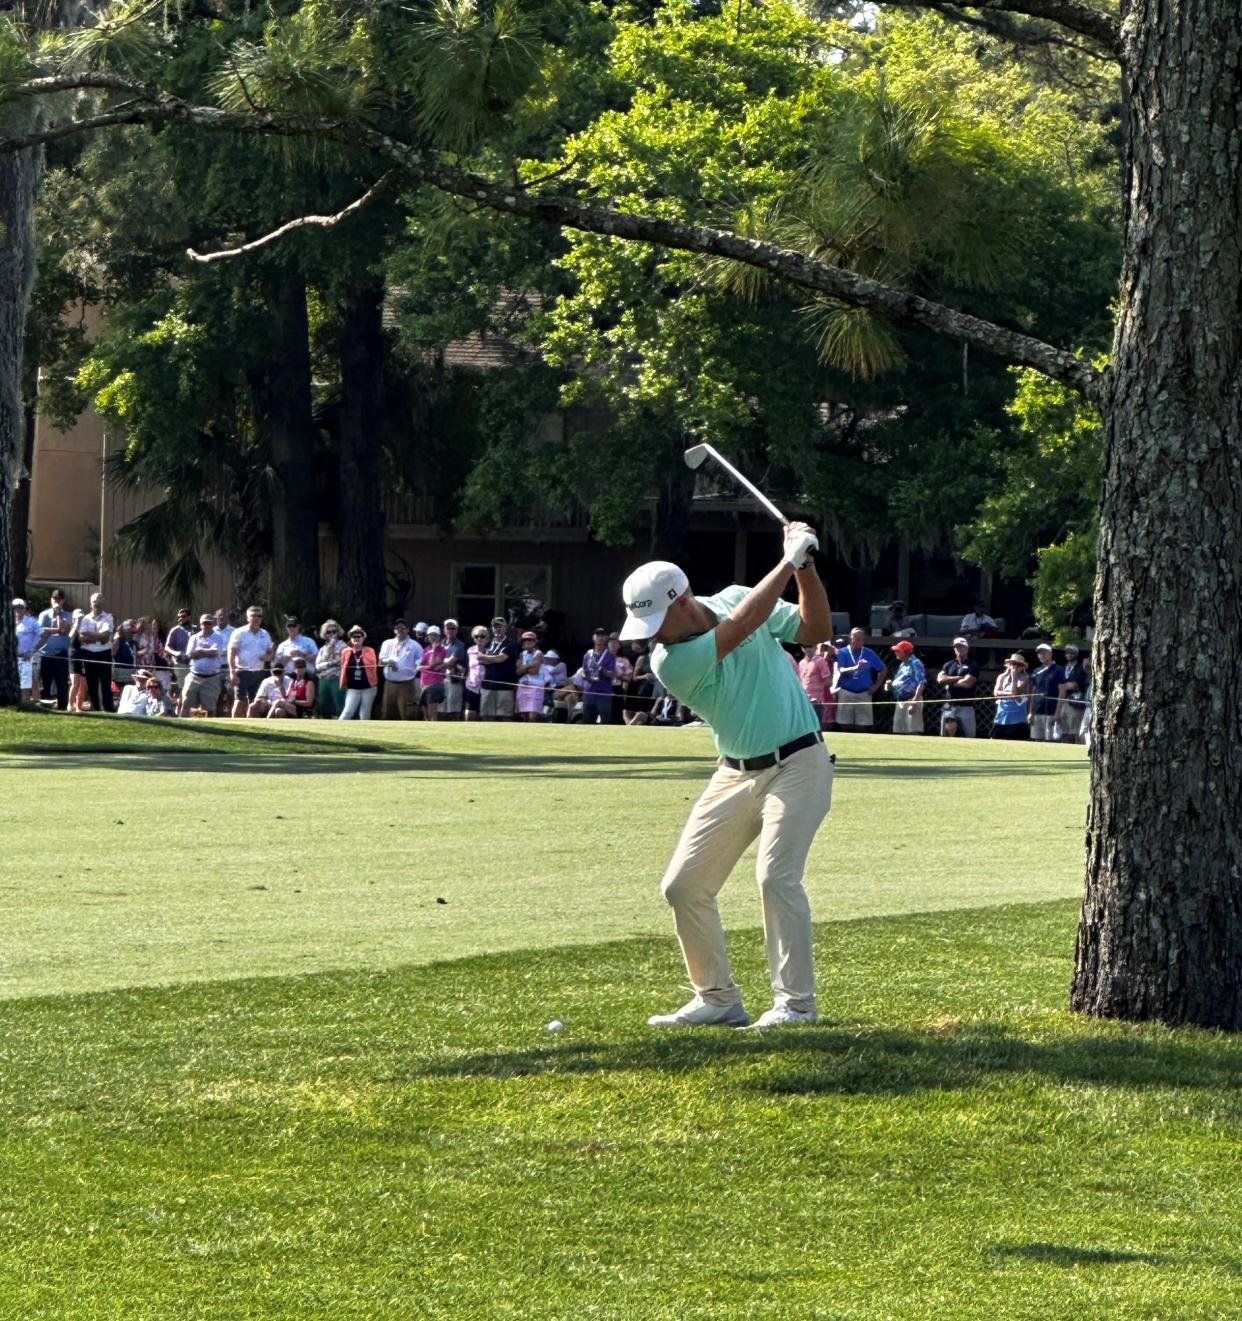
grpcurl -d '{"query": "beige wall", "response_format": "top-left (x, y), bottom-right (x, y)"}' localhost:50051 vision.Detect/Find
top-left (28, 406), bottom-right (105, 585)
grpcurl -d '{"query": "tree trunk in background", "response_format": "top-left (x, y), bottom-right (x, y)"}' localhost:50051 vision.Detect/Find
top-left (335, 281), bottom-right (388, 629)
top-left (0, 134), bottom-right (40, 707)
top-left (8, 399), bottom-right (35, 595)
top-left (1072, 0), bottom-right (1242, 1028)
top-left (651, 462), bottom-right (693, 564)
top-left (265, 273), bottom-right (320, 615)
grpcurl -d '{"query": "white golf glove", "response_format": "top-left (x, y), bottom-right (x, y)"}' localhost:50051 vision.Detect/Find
top-left (783, 523), bottom-right (819, 569)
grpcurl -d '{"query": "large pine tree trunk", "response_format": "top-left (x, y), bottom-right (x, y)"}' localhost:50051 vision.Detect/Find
top-left (265, 273), bottom-right (320, 615)
top-left (1071, 0), bottom-right (1242, 1028)
top-left (8, 399), bottom-right (35, 595)
top-left (335, 281), bottom-right (388, 629)
top-left (0, 135), bottom-right (40, 708)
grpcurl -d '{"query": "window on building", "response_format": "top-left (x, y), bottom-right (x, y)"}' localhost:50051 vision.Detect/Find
top-left (451, 563), bottom-right (550, 631)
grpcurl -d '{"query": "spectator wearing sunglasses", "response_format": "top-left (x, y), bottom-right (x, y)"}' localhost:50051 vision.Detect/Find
top-left (340, 627), bottom-right (378, 720)
top-left (316, 620), bottom-right (346, 717)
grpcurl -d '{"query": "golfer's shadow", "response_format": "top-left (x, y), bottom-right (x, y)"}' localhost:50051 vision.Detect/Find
top-left (417, 1022), bottom-right (1242, 1096)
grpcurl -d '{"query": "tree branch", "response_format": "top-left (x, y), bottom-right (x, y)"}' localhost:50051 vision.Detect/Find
top-left (922, 2), bottom-right (1114, 60)
top-left (884, 0), bottom-right (1120, 57)
top-left (0, 88), bottom-right (1104, 400)
top-left (186, 171), bottom-right (396, 263)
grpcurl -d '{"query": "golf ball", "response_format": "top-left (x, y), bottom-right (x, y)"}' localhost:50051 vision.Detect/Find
top-left (546, 1019), bottom-right (564, 1032)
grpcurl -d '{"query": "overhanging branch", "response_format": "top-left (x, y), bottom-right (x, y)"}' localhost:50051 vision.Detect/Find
top-left (885, 0), bottom-right (1120, 56)
top-left (0, 85), bottom-right (1104, 401)
top-left (186, 171), bottom-right (396, 263)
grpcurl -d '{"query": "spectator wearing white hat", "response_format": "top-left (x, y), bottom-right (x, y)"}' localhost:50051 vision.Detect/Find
top-left (1029, 643), bottom-right (1064, 741)
top-left (440, 619), bottom-right (468, 718)
top-left (937, 637), bottom-right (980, 736)
top-left (13, 599), bottom-right (39, 699)
top-left (540, 649), bottom-right (567, 718)
top-left (417, 625), bottom-right (448, 720)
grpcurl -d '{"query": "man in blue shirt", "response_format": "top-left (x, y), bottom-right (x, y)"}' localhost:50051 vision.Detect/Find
top-left (887, 639), bottom-right (926, 734)
top-left (619, 521), bottom-right (833, 1030)
top-left (1029, 643), bottom-right (1064, 741)
top-left (834, 626), bottom-right (885, 729)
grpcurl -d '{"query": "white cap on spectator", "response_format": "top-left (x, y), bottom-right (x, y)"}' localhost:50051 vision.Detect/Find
top-left (619, 561), bottom-right (690, 641)
top-left (1036, 642), bottom-right (1052, 654)
top-left (11, 597), bottom-right (26, 608)
top-left (415, 621), bottom-right (428, 632)
top-left (444, 618), bottom-right (458, 628)
top-left (953, 636), bottom-right (969, 647)
top-left (426, 625), bottom-right (441, 636)
top-left (545, 650), bottom-right (559, 660)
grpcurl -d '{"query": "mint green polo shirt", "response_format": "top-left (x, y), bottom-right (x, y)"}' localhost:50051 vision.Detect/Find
top-left (650, 585), bottom-right (820, 760)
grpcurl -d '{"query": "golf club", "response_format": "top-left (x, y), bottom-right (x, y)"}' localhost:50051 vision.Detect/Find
top-left (684, 443), bottom-right (788, 526)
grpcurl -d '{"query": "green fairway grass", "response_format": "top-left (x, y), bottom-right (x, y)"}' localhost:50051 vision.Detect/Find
top-left (0, 902), bottom-right (1239, 1319)
top-left (2, 710), bottom-right (1088, 999)
top-left (1, 715), bottom-right (1238, 1317)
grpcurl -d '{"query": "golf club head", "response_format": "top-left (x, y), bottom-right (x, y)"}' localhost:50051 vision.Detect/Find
top-left (683, 444), bottom-right (710, 470)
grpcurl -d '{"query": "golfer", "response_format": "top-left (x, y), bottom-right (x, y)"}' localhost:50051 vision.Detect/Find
top-left (619, 522), bottom-right (833, 1029)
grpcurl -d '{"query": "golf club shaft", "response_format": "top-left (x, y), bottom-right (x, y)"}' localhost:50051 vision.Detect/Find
top-left (699, 444), bottom-right (788, 525)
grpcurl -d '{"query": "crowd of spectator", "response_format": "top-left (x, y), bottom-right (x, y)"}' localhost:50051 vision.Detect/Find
top-left (13, 590), bottom-right (1092, 744)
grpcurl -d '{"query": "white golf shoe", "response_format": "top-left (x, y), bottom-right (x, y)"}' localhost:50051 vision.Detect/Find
top-left (745, 1004), bottom-right (817, 1029)
top-left (647, 996), bottom-right (749, 1028)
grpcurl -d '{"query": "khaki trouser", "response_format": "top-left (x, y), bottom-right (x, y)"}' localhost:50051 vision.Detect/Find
top-left (383, 677), bottom-right (419, 720)
top-left (660, 740), bottom-right (832, 1014)
top-left (835, 689), bottom-right (873, 727)
top-left (892, 697), bottom-right (924, 734)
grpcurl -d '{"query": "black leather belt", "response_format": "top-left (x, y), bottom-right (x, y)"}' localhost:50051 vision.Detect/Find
top-left (723, 729), bottom-right (823, 772)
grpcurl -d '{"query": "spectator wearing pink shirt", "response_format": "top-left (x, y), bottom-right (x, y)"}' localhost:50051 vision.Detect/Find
top-left (417, 625), bottom-right (448, 720)
top-left (463, 625), bottom-right (488, 722)
top-left (798, 643), bottom-right (833, 728)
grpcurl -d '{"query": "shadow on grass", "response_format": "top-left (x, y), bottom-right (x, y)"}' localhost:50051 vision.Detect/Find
top-left (12, 750), bottom-right (710, 781)
top-left (986, 1242), bottom-right (1174, 1267)
top-left (414, 1022), bottom-right (1242, 1096)
top-left (9, 744), bottom-right (1084, 782)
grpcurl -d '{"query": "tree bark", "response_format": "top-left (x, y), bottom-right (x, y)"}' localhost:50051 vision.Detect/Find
top-left (335, 280), bottom-right (388, 630)
top-left (0, 128), bottom-right (40, 708)
top-left (651, 461), bottom-right (694, 563)
top-left (264, 272), bottom-right (320, 615)
top-left (8, 398), bottom-right (35, 594)
top-left (1071, 0), bottom-right (1242, 1028)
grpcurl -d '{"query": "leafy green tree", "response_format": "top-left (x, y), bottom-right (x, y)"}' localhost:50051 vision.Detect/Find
top-left (959, 366), bottom-right (1102, 636)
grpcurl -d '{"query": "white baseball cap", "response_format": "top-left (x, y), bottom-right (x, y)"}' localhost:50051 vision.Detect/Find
top-left (952, 636), bottom-right (970, 647)
top-left (619, 561), bottom-right (689, 641)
